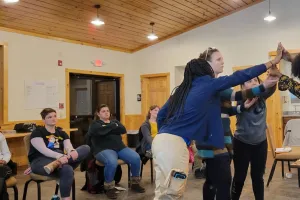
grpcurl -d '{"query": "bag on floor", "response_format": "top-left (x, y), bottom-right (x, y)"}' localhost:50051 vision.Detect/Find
top-left (81, 159), bottom-right (122, 194)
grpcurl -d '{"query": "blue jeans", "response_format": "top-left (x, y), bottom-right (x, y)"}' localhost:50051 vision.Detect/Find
top-left (31, 145), bottom-right (90, 198)
top-left (95, 147), bottom-right (141, 183)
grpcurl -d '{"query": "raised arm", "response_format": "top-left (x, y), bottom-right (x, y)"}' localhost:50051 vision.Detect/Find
top-left (214, 43), bottom-right (282, 92)
top-left (278, 75), bottom-right (300, 99)
top-left (213, 63), bottom-right (271, 92)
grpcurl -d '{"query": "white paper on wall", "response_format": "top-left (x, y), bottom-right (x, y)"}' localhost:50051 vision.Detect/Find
top-left (24, 80), bottom-right (59, 109)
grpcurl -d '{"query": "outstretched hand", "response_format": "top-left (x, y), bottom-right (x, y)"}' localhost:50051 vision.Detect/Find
top-left (263, 74), bottom-right (279, 88)
top-left (280, 43), bottom-right (293, 62)
top-left (272, 42), bottom-right (283, 65)
top-left (244, 97), bottom-right (258, 109)
top-left (268, 66), bottom-right (282, 78)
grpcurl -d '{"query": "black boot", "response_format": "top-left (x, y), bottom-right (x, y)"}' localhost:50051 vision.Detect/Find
top-left (130, 177), bottom-right (145, 193)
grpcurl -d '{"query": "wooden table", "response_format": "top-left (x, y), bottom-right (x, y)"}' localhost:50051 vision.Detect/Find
top-left (2, 128), bottom-right (78, 166)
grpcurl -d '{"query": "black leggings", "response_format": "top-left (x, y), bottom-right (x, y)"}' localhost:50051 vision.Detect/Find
top-left (203, 154), bottom-right (232, 200)
top-left (231, 138), bottom-right (267, 200)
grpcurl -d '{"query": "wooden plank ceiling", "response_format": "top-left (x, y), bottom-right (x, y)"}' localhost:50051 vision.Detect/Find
top-left (0, 0), bottom-right (263, 53)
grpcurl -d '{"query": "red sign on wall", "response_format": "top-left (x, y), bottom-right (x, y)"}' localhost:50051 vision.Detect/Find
top-left (58, 60), bottom-right (63, 66)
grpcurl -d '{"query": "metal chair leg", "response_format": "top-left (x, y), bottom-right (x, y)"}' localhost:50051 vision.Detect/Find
top-left (150, 158), bottom-right (154, 183)
top-left (22, 179), bottom-right (33, 200)
top-left (37, 181), bottom-right (42, 200)
top-left (128, 164), bottom-right (131, 188)
top-left (13, 185), bottom-right (18, 200)
top-left (267, 160), bottom-right (278, 187)
top-left (55, 183), bottom-right (59, 195)
top-left (140, 162), bottom-right (144, 178)
top-left (281, 161), bottom-right (285, 178)
top-left (72, 179), bottom-right (76, 200)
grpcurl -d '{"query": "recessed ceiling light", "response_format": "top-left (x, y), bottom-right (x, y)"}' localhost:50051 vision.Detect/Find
top-left (3, 0), bottom-right (19, 3)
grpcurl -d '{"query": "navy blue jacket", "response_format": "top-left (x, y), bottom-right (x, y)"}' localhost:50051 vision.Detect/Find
top-left (157, 64), bottom-right (267, 149)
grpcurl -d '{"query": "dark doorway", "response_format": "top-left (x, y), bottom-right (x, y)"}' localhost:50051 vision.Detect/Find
top-left (69, 73), bottom-right (120, 147)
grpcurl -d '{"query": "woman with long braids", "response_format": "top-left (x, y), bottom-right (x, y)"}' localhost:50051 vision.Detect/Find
top-left (152, 44), bottom-right (283, 200)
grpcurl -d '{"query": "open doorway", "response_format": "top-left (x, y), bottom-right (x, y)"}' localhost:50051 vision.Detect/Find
top-left (66, 69), bottom-right (124, 147)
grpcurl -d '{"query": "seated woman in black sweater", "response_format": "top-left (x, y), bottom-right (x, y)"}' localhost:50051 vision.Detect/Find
top-left (88, 104), bottom-right (145, 199)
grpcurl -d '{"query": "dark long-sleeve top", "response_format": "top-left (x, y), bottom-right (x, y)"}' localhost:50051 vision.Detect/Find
top-left (158, 64), bottom-right (267, 149)
top-left (88, 119), bottom-right (127, 155)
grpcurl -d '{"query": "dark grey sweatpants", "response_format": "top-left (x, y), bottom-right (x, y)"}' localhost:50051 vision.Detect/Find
top-left (30, 145), bottom-right (90, 198)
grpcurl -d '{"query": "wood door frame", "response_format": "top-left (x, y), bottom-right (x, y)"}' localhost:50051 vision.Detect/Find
top-left (140, 73), bottom-right (170, 118)
top-left (65, 69), bottom-right (125, 127)
top-left (0, 43), bottom-right (8, 125)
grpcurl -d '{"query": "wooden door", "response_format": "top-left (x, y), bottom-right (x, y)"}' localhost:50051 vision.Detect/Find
top-left (230, 66), bottom-right (283, 148)
top-left (96, 81), bottom-right (117, 119)
top-left (141, 73), bottom-right (170, 118)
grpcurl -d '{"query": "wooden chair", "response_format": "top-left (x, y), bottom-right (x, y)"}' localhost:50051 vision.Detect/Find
top-left (6, 176), bottom-right (18, 200)
top-left (22, 134), bottom-right (76, 200)
top-left (266, 125), bottom-right (300, 187)
top-left (95, 159), bottom-right (131, 187)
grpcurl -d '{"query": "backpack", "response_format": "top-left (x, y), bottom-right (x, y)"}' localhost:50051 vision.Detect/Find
top-left (81, 159), bottom-right (122, 194)
top-left (14, 123), bottom-right (37, 133)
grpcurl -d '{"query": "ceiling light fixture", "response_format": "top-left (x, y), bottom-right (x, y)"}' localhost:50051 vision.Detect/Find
top-left (264, 0), bottom-right (276, 22)
top-left (147, 22), bottom-right (158, 41)
top-left (91, 4), bottom-right (105, 26)
top-left (3, 0), bottom-right (19, 3)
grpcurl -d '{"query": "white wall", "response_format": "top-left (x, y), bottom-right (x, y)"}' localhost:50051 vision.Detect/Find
top-left (0, 31), bottom-right (141, 121)
top-left (133, 0), bottom-right (300, 98)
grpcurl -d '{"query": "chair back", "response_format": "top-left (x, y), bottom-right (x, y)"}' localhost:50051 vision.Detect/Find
top-left (23, 134), bottom-right (31, 154)
top-left (23, 134), bottom-right (31, 167)
top-left (266, 125), bottom-right (276, 159)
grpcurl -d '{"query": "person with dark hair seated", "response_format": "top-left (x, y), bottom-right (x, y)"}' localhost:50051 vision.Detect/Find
top-left (28, 108), bottom-right (90, 200)
top-left (88, 104), bottom-right (145, 199)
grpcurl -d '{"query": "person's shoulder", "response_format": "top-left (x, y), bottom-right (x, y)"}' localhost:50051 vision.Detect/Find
top-left (31, 127), bottom-right (44, 138)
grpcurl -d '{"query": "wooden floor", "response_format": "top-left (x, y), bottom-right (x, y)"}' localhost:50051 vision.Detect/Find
top-left (8, 152), bottom-right (300, 200)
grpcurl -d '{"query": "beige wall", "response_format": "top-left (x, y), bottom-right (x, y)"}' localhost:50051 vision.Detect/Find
top-left (0, 30), bottom-right (141, 121)
top-left (132, 0), bottom-right (300, 96)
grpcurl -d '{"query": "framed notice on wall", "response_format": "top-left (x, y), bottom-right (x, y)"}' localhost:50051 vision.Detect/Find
top-left (24, 80), bottom-right (59, 109)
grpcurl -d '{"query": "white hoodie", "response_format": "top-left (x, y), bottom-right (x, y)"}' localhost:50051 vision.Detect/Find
top-left (0, 132), bottom-right (11, 163)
